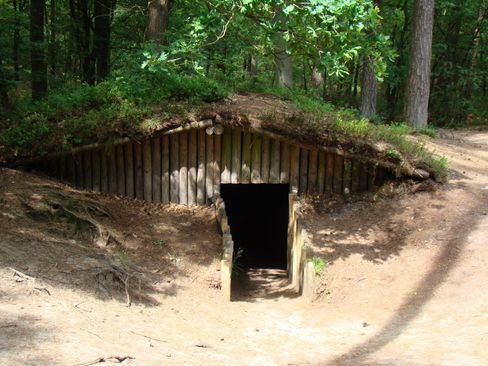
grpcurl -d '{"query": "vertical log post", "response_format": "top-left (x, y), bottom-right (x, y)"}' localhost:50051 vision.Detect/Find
top-left (317, 152), bottom-right (326, 194)
top-left (261, 135), bottom-right (270, 183)
top-left (152, 137), bottom-right (162, 203)
top-left (221, 128), bottom-right (232, 184)
top-left (116, 145), bottom-right (126, 196)
top-left (299, 149), bottom-right (309, 194)
top-left (134, 142), bottom-right (144, 199)
top-left (231, 129), bottom-right (241, 184)
top-left (307, 149), bottom-right (318, 193)
top-left (251, 133), bottom-right (262, 183)
top-left (161, 136), bottom-right (170, 203)
top-left (241, 131), bottom-right (252, 183)
top-left (188, 130), bottom-right (197, 205)
top-left (179, 132), bottom-right (189, 205)
top-left (280, 142), bottom-right (290, 184)
top-left (289, 145), bottom-right (300, 193)
top-left (197, 129), bottom-right (206, 205)
top-left (269, 140), bottom-right (280, 184)
top-left (170, 134), bottom-right (179, 204)
top-left (124, 143), bottom-right (134, 198)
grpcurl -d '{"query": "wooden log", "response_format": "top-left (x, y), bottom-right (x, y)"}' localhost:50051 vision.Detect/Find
top-left (289, 145), bottom-right (300, 193)
top-left (75, 153), bottom-right (83, 189)
top-left (48, 158), bottom-right (58, 179)
top-left (221, 128), bottom-right (232, 184)
top-left (333, 155), bottom-right (344, 194)
top-left (197, 129), bottom-right (206, 205)
top-left (214, 133), bottom-right (222, 198)
top-left (359, 163), bottom-right (369, 192)
top-left (343, 159), bottom-right (353, 194)
top-left (308, 149), bottom-right (318, 193)
top-left (261, 135), bottom-right (270, 183)
top-left (188, 130), bottom-right (197, 205)
top-left (325, 153), bottom-right (334, 194)
top-left (107, 148), bottom-right (118, 194)
top-left (83, 151), bottom-right (92, 190)
top-left (270, 139), bottom-right (280, 184)
top-left (231, 129), bottom-right (241, 184)
top-left (152, 137), bottom-right (162, 202)
top-left (124, 143), bottom-right (134, 198)
top-left (92, 150), bottom-right (101, 192)
top-left (100, 149), bottom-right (108, 193)
top-left (134, 142), bottom-right (144, 199)
top-left (299, 149), bottom-right (309, 194)
top-left (351, 160), bottom-right (360, 194)
top-left (142, 140), bottom-right (152, 201)
top-left (116, 145), bottom-right (126, 196)
top-left (67, 154), bottom-right (76, 186)
top-left (367, 163), bottom-right (377, 191)
top-left (179, 132), bottom-right (189, 205)
top-left (317, 152), bottom-right (326, 194)
top-left (206, 133), bottom-right (214, 202)
top-left (241, 131), bottom-right (252, 183)
top-left (251, 133), bottom-right (262, 183)
top-left (161, 135), bottom-right (170, 203)
top-left (280, 142), bottom-right (290, 184)
top-left (170, 134), bottom-right (179, 204)
top-left (374, 165), bottom-right (386, 187)
top-left (59, 155), bottom-right (67, 182)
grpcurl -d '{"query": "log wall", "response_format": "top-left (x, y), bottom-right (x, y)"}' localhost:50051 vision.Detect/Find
top-left (36, 127), bottom-right (386, 205)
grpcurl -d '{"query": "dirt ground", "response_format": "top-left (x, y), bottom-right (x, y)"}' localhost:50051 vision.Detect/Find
top-left (1, 129), bottom-right (488, 366)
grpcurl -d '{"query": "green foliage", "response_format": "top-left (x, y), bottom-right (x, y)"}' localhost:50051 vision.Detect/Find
top-left (153, 239), bottom-right (167, 248)
top-left (312, 257), bottom-right (326, 275)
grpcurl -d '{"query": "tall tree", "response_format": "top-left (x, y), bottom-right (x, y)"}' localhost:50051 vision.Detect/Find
top-left (360, 55), bottom-right (378, 118)
top-left (93, 0), bottom-right (114, 81)
top-left (272, 3), bottom-right (293, 89)
top-left (30, 0), bottom-right (47, 100)
top-left (145, 0), bottom-right (170, 43)
top-left (405, 0), bottom-right (435, 128)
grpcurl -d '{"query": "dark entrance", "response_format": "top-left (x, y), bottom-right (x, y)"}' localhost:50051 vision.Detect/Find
top-left (220, 184), bottom-right (289, 269)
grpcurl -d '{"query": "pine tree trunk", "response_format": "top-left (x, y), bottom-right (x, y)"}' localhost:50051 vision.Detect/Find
top-left (405, 0), bottom-right (435, 129)
top-left (272, 4), bottom-right (293, 89)
top-left (48, 0), bottom-right (56, 76)
top-left (30, 0), bottom-right (48, 100)
top-left (360, 55), bottom-right (377, 118)
top-left (145, 0), bottom-right (170, 43)
top-left (12, 0), bottom-right (21, 81)
top-left (93, 0), bottom-right (113, 81)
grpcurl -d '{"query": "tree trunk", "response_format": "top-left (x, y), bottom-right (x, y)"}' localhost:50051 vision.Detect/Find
top-left (145, 0), bottom-right (170, 43)
top-left (272, 4), bottom-right (293, 89)
top-left (405, 0), bottom-right (435, 129)
top-left (30, 0), bottom-right (48, 100)
top-left (465, 0), bottom-right (485, 99)
top-left (48, 0), bottom-right (57, 76)
top-left (93, 0), bottom-right (113, 81)
top-left (360, 55), bottom-right (378, 118)
top-left (12, 0), bottom-right (22, 81)
top-left (80, 0), bottom-right (95, 84)
top-left (310, 65), bottom-right (324, 88)
top-left (246, 55), bottom-right (258, 76)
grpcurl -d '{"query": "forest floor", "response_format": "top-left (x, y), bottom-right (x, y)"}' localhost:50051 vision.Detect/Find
top-left (1, 128), bottom-right (488, 366)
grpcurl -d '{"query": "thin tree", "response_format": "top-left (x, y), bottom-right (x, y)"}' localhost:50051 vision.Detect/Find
top-left (272, 3), bottom-right (293, 88)
top-left (30, 0), bottom-right (48, 100)
top-left (405, 0), bottom-right (435, 129)
top-left (145, 0), bottom-right (171, 43)
top-left (93, 0), bottom-right (114, 81)
top-left (360, 55), bottom-right (378, 118)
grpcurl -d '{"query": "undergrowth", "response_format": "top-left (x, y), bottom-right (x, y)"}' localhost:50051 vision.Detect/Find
top-left (0, 73), bottom-right (448, 180)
